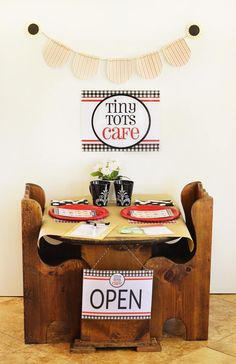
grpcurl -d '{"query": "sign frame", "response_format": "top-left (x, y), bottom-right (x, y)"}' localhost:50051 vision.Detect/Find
top-left (81, 269), bottom-right (154, 320)
top-left (81, 90), bottom-right (160, 152)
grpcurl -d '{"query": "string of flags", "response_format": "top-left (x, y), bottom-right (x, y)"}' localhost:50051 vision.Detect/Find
top-left (27, 23), bottom-right (200, 83)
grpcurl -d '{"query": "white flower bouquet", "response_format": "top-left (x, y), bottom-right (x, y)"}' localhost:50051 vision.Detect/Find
top-left (90, 160), bottom-right (122, 181)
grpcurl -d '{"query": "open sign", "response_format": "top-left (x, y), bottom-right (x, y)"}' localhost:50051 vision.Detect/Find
top-left (82, 270), bottom-right (153, 320)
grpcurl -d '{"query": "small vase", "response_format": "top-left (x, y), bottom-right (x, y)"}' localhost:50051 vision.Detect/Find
top-left (108, 181), bottom-right (116, 204)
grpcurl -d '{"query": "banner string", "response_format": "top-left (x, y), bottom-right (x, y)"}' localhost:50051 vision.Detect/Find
top-left (40, 31), bottom-right (190, 62)
top-left (91, 244), bottom-right (149, 270)
top-left (28, 24), bottom-right (200, 83)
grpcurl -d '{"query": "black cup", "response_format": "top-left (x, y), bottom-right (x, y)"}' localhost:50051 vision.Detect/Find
top-left (114, 180), bottom-right (134, 206)
top-left (89, 180), bottom-right (110, 206)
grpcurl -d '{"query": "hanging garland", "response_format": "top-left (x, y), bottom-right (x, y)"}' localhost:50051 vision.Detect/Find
top-left (28, 24), bottom-right (200, 83)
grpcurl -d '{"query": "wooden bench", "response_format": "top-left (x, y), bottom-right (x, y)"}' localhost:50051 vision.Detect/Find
top-left (22, 183), bottom-right (87, 343)
top-left (146, 181), bottom-right (213, 340)
top-left (22, 181), bottom-right (213, 345)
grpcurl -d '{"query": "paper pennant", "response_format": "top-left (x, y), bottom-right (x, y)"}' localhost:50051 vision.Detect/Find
top-left (71, 53), bottom-right (99, 79)
top-left (162, 38), bottom-right (191, 67)
top-left (136, 52), bottom-right (162, 79)
top-left (39, 29), bottom-right (196, 82)
top-left (43, 39), bottom-right (71, 67)
top-left (106, 59), bottom-right (133, 83)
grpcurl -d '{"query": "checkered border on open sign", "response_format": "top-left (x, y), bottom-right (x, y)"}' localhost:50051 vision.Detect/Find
top-left (81, 314), bottom-right (151, 320)
top-left (82, 269), bottom-right (153, 320)
top-left (83, 269), bottom-right (153, 277)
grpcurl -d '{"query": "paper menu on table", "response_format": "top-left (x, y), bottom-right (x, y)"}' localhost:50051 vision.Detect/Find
top-left (119, 225), bottom-right (174, 236)
top-left (64, 223), bottom-right (116, 239)
top-left (130, 209), bottom-right (174, 219)
top-left (141, 226), bottom-right (174, 236)
top-left (53, 208), bottom-right (95, 218)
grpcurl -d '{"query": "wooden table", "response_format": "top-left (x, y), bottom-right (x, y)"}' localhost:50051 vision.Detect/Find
top-left (38, 195), bottom-right (192, 352)
top-left (23, 184), bottom-right (213, 353)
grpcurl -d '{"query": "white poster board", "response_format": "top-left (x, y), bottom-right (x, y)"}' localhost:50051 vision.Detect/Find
top-left (82, 269), bottom-right (153, 320)
top-left (81, 90), bottom-right (160, 152)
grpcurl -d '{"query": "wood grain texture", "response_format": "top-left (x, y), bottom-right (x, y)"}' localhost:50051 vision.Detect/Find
top-left (22, 181), bottom-right (212, 349)
top-left (22, 183), bottom-right (87, 343)
top-left (146, 181), bottom-right (213, 340)
top-left (80, 244), bottom-right (153, 345)
top-left (72, 337), bottom-right (161, 353)
top-left (81, 320), bottom-right (150, 343)
top-left (81, 244), bottom-right (152, 270)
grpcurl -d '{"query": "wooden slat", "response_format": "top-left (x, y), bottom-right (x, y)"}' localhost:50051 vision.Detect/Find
top-left (22, 183), bottom-right (87, 344)
top-left (24, 183), bottom-right (45, 211)
top-left (71, 337), bottom-right (161, 353)
top-left (146, 181), bottom-right (213, 341)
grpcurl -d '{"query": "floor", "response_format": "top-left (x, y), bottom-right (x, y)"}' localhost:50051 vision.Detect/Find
top-left (0, 295), bottom-right (236, 363)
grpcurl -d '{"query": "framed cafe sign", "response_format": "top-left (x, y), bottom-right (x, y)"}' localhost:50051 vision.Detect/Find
top-left (81, 90), bottom-right (160, 152)
top-left (81, 269), bottom-right (153, 320)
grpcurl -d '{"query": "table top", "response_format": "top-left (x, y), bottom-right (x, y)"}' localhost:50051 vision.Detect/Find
top-left (39, 194), bottom-right (193, 249)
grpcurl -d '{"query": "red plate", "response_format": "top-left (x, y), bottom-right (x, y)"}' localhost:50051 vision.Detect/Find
top-left (49, 204), bottom-right (109, 221)
top-left (120, 205), bottom-right (180, 222)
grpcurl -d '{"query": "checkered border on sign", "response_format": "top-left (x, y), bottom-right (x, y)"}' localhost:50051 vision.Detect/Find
top-left (82, 270), bottom-right (153, 320)
top-left (82, 144), bottom-right (159, 152)
top-left (81, 315), bottom-right (151, 320)
top-left (81, 90), bottom-right (160, 98)
top-left (83, 269), bottom-right (153, 277)
top-left (128, 219), bottom-right (177, 224)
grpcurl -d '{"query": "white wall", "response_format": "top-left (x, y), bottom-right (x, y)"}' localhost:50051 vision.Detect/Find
top-left (0, 0), bottom-right (236, 295)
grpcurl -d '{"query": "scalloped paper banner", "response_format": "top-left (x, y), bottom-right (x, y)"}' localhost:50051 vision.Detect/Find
top-left (106, 59), bottom-right (133, 84)
top-left (41, 35), bottom-right (193, 82)
top-left (43, 40), bottom-right (71, 67)
top-left (162, 38), bottom-right (191, 67)
top-left (72, 53), bottom-right (100, 80)
top-left (136, 52), bottom-right (162, 79)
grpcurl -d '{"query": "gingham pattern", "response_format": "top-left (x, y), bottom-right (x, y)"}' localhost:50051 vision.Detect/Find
top-left (81, 90), bottom-right (160, 98)
top-left (54, 219), bottom-right (77, 223)
top-left (81, 314), bottom-right (150, 320)
top-left (82, 144), bottom-right (159, 152)
top-left (128, 219), bottom-right (177, 224)
top-left (83, 269), bottom-right (153, 277)
top-left (54, 217), bottom-right (104, 223)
